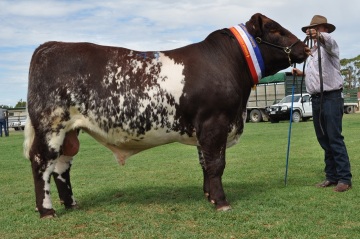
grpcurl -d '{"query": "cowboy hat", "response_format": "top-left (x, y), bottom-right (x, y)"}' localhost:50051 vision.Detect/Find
top-left (301, 15), bottom-right (336, 33)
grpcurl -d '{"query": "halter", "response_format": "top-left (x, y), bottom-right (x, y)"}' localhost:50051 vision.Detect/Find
top-left (255, 37), bottom-right (301, 66)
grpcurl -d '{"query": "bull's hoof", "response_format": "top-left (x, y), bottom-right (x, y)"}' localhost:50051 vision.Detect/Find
top-left (39, 208), bottom-right (57, 219)
top-left (216, 205), bottom-right (232, 211)
top-left (204, 192), bottom-right (210, 200)
top-left (61, 199), bottom-right (78, 210)
top-left (41, 214), bottom-right (57, 219)
top-left (65, 203), bottom-right (79, 210)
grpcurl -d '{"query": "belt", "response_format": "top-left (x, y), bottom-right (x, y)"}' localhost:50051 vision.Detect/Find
top-left (311, 88), bottom-right (342, 98)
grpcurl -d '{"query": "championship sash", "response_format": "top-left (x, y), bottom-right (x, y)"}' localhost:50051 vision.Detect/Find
top-left (229, 24), bottom-right (265, 84)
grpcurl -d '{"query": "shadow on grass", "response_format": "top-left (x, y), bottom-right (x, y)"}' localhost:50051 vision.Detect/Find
top-left (55, 179), bottom-right (281, 216)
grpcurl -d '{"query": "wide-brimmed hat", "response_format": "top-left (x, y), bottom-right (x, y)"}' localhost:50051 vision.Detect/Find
top-left (301, 15), bottom-right (336, 33)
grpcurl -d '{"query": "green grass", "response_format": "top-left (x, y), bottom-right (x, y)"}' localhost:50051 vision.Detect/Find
top-left (1, 114), bottom-right (359, 238)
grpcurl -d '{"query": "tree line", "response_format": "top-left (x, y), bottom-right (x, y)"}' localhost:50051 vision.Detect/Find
top-left (0, 99), bottom-right (26, 109)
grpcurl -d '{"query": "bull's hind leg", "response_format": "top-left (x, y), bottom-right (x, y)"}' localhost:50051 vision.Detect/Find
top-left (53, 156), bottom-right (77, 209)
top-left (30, 129), bottom-right (78, 218)
top-left (30, 136), bottom-right (60, 218)
top-left (53, 130), bottom-right (80, 210)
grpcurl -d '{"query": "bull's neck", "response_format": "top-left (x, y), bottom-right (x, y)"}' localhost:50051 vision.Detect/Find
top-left (229, 24), bottom-right (265, 84)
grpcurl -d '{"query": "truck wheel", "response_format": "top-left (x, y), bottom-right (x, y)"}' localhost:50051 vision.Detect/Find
top-left (344, 106), bottom-right (353, 114)
top-left (250, 109), bottom-right (262, 123)
top-left (292, 111), bottom-right (301, 123)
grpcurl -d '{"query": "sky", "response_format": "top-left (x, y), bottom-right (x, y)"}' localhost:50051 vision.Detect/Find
top-left (1, 0), bottom-right (360, 107)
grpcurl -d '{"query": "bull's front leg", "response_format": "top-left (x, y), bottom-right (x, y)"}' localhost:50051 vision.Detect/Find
top-left (53, 156), bottom-right (77, 210)
top-left (197, 146), bottom-right (210, 200)
top-left (197, 117), bottom-right (231, 211)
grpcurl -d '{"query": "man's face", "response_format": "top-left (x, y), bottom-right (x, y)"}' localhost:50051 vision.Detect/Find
top-left (316, 25), bottom-right (328, 33)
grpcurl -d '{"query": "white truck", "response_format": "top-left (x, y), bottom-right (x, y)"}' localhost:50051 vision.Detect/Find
top-left (8, 107), bottom-right (27, 131)
top-left (265, 89), bottom-right (359, 123)
top-left (265, 93), bottom-right (312, 123)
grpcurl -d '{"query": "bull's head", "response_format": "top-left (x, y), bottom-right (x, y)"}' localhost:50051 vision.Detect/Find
top-left (246, 13), bottom-right (310, 76)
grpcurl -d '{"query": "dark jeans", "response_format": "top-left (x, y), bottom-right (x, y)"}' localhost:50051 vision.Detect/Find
top-left (0, 119), bottom-right (9, 137)
top-left (311, 90), bottom-right (352, 185)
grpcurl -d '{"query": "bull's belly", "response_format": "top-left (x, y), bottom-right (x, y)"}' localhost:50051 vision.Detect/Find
top-left (83, 123), bottom-right (241, 150)
top-left (72, 115), bottom-right (242, 164)
top-left (82, 127), bottom-right (197, 165)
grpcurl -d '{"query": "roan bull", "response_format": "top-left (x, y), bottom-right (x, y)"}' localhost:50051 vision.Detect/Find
top-left (24, 13), bottom-right (309, 218)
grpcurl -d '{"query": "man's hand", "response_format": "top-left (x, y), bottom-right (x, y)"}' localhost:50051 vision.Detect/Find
top-left (292, 68), bottom-right (304, 76)
top-left (306, 28), bottom-right (318, 39)
top-left (306, 28), bottom-right (325, 44)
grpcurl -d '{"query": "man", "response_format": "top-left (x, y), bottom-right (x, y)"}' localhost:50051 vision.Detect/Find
top-left (293, 15), bottom-right (352, 192)
top-left (0, 107), bottom-right (9, 137)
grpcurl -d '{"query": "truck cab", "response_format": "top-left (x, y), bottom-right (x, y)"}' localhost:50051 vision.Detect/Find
top-left (266, 93), bottom-right (312, 123)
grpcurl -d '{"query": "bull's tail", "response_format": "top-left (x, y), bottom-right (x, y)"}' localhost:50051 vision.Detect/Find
top-left (23, 115), bottom-right (35, 160)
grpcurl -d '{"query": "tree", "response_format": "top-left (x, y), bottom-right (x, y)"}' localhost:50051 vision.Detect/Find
top-left (15, 99), bottom-right (26, 108)
top-left (340, 55), bottom-right (360, 89)
top-left (0, 105), bottom-right (10, 109)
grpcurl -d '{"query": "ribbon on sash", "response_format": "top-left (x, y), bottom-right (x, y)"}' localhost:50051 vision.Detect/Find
top-left (229, 24), bottom-right (265, 84)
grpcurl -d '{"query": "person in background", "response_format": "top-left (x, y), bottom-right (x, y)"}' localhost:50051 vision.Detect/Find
top-left (292, 15), bottom-right (352, 192)
top-left (0, 107), bottom-right (9, 137)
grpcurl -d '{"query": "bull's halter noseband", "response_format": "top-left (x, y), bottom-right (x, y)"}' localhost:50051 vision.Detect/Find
top-left (255, 37), bottom-right (300, 67)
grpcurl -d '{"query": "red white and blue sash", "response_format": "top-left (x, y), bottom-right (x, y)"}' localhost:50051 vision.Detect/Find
top-left (229, 24), bottom-right (265, 84)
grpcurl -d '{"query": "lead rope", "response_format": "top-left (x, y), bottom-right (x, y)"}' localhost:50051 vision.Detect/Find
top-left (285, 63), bottom-right (297, 186)
top-left (285, 33), bottom-right (324, 186)
top-left (316, 31), bottom-right (325, 135)
top-left (305, 31), bottom-right (325, 134)
top-left (301, 30), bottom-right (325, 135)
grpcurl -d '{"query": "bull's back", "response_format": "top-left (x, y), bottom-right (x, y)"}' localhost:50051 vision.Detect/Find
top-left (27, 41), bottom-right (190, 145)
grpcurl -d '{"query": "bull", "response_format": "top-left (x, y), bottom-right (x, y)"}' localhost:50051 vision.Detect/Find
top-left (24, 13), bottom-right (309, 218)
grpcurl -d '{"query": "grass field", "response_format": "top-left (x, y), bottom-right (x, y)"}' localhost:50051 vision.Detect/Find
top-left (0, 114), bottom-right (359, 239)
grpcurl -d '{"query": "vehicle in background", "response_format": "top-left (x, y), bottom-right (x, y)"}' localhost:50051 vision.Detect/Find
top-left (247, 72), bottom-right (359, 123)
top-left (266, 93), bottom-right (312, 123)
top-left (7, 107), bottom-right (27, 131)
top-left (9, 119), bottom-right (26, 130)
top-left (343, 88), bottom-right (359, 113)
top-left (246, 72), bottom-right (306, 122)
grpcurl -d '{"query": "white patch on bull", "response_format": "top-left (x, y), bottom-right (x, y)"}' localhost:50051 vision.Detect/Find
top-left (23, 115), bottom-right (35, 159)
top-left (47, 132), bottom-right (65, 155)
top-left (115, 66), bottom-right (122, 80)
top-left (156, 53), bottom-right (185, 105)
top-left (71, 196), bottom-right (77, 206)
top-left (226, 128), bottom-right (241, 148)
top-left (42, 162), bottom-right (56, 209)
top-left (54, 155), bottom-right (72, 182)
top-left (126, 53), bottom-right (185, 130)
top-left (34, 155), bottom-right (41, 164)
top-left (102, 64), bottom-right (116, 87)
top-left (225, 110), bottom-right (247, 148)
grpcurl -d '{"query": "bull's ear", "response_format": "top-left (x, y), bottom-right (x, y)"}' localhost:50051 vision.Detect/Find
top-left (246, 13), bottom-right (263, 37)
